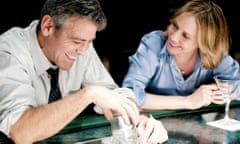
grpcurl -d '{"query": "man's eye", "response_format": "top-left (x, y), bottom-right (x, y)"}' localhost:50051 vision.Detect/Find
top-left (73, 41), bottom-right (83, 45)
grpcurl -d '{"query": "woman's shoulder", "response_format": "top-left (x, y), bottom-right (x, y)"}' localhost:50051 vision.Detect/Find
top-left (143, 30), bottom-right (165, 38)
top-left (140, 30), bottom-right (168, 54)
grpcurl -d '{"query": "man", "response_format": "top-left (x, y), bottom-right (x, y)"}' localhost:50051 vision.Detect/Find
top-left (0, 0), bottom-right (168, 143)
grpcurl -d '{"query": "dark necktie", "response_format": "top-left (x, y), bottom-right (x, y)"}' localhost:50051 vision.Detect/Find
top-left (47, 68), bottom-right (62, 103)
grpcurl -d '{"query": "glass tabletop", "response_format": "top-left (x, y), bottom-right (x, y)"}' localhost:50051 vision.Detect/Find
top-left (75, 109), bottom-right (240, 144)
top-left (1, 102), bottom-right (240, 144)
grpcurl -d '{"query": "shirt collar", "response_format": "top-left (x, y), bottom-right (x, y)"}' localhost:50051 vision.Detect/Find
top-left (29, 20), bottom-right (54, 76)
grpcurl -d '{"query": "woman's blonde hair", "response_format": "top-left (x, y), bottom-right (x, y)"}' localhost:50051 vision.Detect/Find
top-left (166, 0), bottom-right (230, 69)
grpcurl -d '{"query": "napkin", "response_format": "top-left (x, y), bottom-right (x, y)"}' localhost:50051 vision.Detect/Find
top-left (207, 118), bottom-right (240, 131)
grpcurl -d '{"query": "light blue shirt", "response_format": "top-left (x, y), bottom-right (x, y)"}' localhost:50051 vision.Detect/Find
top-left (122, 30), bottom-right (240, 106)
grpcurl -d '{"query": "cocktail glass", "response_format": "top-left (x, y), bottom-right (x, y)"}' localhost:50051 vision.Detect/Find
top-left (207, 76), bottom-right (240, 131)
top-left (214, 76), bottom-right (240, 122)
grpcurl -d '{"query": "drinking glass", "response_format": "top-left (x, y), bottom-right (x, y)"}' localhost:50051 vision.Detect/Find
top-left (110, 115), bottom-right (138, 144)
top-left (214, 76), bottom-right (240, 124)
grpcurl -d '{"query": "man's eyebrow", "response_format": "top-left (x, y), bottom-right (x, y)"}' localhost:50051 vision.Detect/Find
top-left (70, 36), bottom-right (96, 41)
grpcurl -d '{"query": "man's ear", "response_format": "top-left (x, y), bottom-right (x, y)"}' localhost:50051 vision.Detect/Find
top-left (40, 15), bottom-right (55, 36)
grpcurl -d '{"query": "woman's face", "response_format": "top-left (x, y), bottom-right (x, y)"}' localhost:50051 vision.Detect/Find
top-left (167, 12), bottom-right (198, 58)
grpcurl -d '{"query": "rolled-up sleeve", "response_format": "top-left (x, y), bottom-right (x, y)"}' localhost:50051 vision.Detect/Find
top-left (0, 52), bottom-right (36, 137)
top-left (122, 31), bottom-right (162, 106)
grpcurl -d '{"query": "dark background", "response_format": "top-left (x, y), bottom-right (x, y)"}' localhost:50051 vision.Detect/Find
top-left (1, 0), bottom-right (239, 85)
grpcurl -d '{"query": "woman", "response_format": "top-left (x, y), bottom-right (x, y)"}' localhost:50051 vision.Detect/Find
top-left (0, 0), bottom-right (168, 143)
top-left (122, 0), bottom-right (240, 110)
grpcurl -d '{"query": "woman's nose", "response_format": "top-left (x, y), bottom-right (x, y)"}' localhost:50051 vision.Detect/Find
top-left (169, 31), bottom-right (180, 43)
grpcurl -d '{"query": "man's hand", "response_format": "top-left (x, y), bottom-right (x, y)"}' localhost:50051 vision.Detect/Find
top-left (87, 85), bottom-right (139, 125)
top-left (137, 114), bottom-right (168, 144)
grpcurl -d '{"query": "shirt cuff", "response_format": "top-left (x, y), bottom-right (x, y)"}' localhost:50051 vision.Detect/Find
top-left (114, 87), bottom-right (136, 101)
top-left (93, 87), bottom-right (136, 115)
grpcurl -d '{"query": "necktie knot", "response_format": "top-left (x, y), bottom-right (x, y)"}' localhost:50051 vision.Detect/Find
top-left (47, 68), bottom-right (62, 103)
top-left (47, 68), bottom-right (59, 79)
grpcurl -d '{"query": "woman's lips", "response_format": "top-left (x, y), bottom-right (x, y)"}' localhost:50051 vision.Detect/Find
top-left (168, 40), bottom-right (180, 48)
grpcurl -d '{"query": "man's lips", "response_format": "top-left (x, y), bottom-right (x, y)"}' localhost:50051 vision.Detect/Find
top-left (66, 53), bottom-right (77, 61)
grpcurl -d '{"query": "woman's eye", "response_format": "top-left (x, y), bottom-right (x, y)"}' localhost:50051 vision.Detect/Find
top-left (183, 33), bottom-right (190, 39)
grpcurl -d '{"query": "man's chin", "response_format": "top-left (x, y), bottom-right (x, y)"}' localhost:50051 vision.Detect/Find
top-left (58, 64), bottom-right (73, 70)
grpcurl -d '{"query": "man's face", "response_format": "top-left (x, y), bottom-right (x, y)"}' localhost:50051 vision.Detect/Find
top-left (40, 16), bottom-right (98, 70)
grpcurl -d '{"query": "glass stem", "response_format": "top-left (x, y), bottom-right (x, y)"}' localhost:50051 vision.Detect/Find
top-left (224, 98), bottom-right (231, 120)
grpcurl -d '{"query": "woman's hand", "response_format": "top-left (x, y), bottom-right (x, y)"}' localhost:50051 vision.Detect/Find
top-left (187, 84), bottom-right (219, 109)
top-left (212, 83), bottom-right (237, 104)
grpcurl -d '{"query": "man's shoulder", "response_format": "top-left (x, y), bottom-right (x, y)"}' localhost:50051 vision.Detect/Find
top-left (0, 20), bottom-right (38, 52)
top-left (0, 21), bottom-right (39, 68)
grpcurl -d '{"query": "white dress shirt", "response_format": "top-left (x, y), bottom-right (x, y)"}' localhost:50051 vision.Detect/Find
top-left (0, 20), bottom-right (134, 137)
